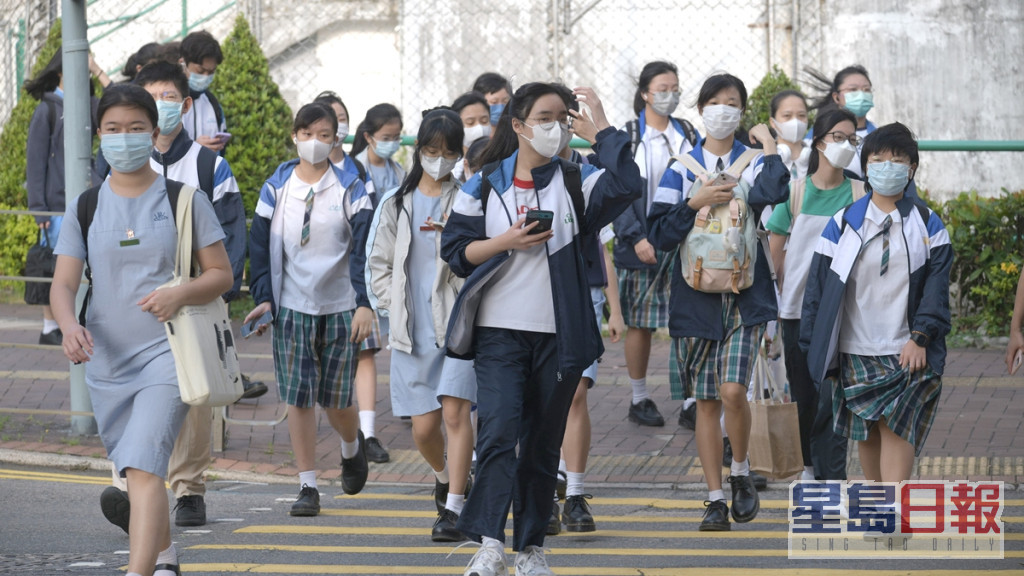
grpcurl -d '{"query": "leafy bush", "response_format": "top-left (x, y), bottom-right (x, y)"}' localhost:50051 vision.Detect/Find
top-left (218, 15), bottom-right (294, 215)
top-left (0, 204), bottom-right (41, 292)
top-left (742, 65), bottom-right (803, 130)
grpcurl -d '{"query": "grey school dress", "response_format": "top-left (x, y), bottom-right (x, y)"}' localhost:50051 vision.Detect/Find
top-left (56, 177), bottom-right (225, 478)
top-left (388, 189), bottom-right (475, 416)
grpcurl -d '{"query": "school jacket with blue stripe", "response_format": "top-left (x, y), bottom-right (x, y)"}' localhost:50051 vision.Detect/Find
top-left (440, 127), bottom-right (642, 377)
top-left (647, 140), bottom-right (791, 340)
top-left (249, 160), bottom-right (373, 314)
top-left (798, 192), bottom-right (953, 383)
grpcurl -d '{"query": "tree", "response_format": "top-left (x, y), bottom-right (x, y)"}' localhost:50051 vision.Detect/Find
top-left (742, 66), bottom-right (804, 131)
top-left (217, 14), bottom-right (294, 214)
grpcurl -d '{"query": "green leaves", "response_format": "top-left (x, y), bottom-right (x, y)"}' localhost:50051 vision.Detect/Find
top-left (742, 66), bottom-right (803, 131)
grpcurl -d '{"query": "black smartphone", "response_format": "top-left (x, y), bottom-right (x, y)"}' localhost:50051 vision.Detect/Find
top-left (525, 209), bottom-right (554, 235)
top-left (241, 310), bottom-right (273, 339)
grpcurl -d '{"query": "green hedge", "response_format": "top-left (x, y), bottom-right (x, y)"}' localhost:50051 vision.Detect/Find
top-left (742, 65), bottom-right (802, 130)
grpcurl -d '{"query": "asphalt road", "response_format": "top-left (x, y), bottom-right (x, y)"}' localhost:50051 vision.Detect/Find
top-left (1, 464), bottom-right (1021, 575)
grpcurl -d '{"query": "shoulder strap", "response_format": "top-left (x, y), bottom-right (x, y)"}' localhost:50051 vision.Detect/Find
top-left (170, 183), bottom-right (197, 278)
top-left (77, 185), bottom-right (102, 257)
top-left (478, 160), bottom-right (501, 215)
top-left (671, 153), bottom-right (708, 181)
top-left (195, 148), bottom-right (217, 201)
top-left (850, 179), bottom-right (866, 202)
top-left (725, 148), bottom-right (762, 178)
top-left (350, 156), bottom-right (368, 183)
top-left (557, 157), bottom-right (585, 223)
top-left (672, 117), bottom-right (698, 147)
top-left (166, 179), bottom-right (185, 226)
top-left (789, 177), bottom-right (807, 226)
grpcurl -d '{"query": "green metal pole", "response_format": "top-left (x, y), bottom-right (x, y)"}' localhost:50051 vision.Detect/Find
top-left (15, 19), bottom-right (26, 96)
top-left (918, 140), bottom-right (1024, 152)
top-left (182, 0), bottom-right (188, 40)
top-left (62, 0), bottom-right (97, 436)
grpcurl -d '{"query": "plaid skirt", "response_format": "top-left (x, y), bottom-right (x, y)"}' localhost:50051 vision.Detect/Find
top-left (273, 307), bottom-right (357, 409)
top-left (617, 248), bottom-right (675, 329)
top-left (829, 353), bottom-right (942, 456)
top-left (668, 294), bottom-right (765, 401)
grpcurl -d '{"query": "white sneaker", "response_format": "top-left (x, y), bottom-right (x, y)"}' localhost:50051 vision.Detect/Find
top-left (514, 546), bottom-right (555, 576)
top-left (462, 539), bottom-right (508, 576)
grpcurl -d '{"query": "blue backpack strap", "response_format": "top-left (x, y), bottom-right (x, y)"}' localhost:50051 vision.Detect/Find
top-left (478, 160), bottom-right (502, 215)
top-left (556, 157), bottom-right (585, 224)
top-left (195, 147), bottom-right (217, 202)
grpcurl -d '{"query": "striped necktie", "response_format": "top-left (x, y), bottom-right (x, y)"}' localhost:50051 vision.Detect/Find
top-left (880, 215), bottom-right (892, 276)
top-left (301, 187), bottom-right (314, 246)
top-left (716, 157), bottom-right (725, 173)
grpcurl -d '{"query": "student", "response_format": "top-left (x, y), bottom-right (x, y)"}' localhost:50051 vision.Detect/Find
top-left (24, 48), bottom-right (102, 346)
top-left (648, 73), bottom-right (789, 532)
top-left (441, 82), bottom-right (641, 576)
top-left (122, 43), bottom-right (164, 82)
top-left (51, 83), bottom-right (233, 576)
top-left (314, 90), bottom-right (368, 185)
top-left (179, 30), bottom-right (228, 152)
top-left (451, 91), bottom-right (492, 181)
top-left (614, 61), bottom-right (699, 429)
top-left (765, 108), bottom-right (861, 481)
top-left (246, 102), bottom-right (372, 516)
top-left (808, 65), bottom-right (876, 177)
top-left (472, 72), bottom-right (512, 125)
top-left (770, 90), bottom-right (811, 181)
top-left (800, 123), bottom-right (952, 486)
top-left (348, 102), bottom-right (408, 463)
top-left (366, 108), bottom-right (475, 543)
top-left (463, 137), bottom-right (490, 181)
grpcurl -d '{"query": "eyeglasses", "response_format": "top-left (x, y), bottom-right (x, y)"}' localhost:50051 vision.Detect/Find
top-left (826, 131), bottom-right (861, 146)
top-left (150, 91), bottom-right (182, 102)
top-left (526, 117), bottom-right (572, 130)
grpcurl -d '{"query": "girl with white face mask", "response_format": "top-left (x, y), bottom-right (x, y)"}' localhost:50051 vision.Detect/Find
top-left (802, 122), bottom-right (951, 495)
top-left (440, 82), bottom-right (642, 576)
top-left (451, 91), bottom-right (493, 182)
top-left (807, 65), bottom-right (878, 177)
top-left (366, 109), bottom-right (474, 544)
top-left (350, 103), bottom-right (407, 203)
top-left (769, 90), bottom-right (811, 181)
top-left (648, 73), bottom-right (790, 533)
top-left (766, 108), bottom-right (864, 483)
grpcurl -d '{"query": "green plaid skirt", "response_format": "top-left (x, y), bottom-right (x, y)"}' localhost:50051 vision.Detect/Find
top-left (617, 248), bottom-right (675, 329)
top-left (273, 307), bottom-right (357, 409)
top-left (828, 353), bottom-right (941, 456)
top-left (668, 294), bottom-right (765, 401)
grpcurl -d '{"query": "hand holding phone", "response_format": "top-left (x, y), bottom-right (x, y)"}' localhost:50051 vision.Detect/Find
top-left (524, 210), bottom-right (554, 235)
top-left (241, 310), bottom-right (273, 339)
top-left (215, 132), bottom-right (232, 143)
top-left (709, 172), bottom-right (738, 187)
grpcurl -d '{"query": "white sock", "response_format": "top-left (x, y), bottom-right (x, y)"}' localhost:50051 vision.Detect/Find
top-left (445, 492), bottom-right (465, 515)
top-left (155, 543), bottom-right (177, 566)
top-left (683, 398), bottom-right (696, 409)
top-left (566, 471), bottom-right (585, 497)
top-left (709, 489), bottom-right (726, 502)
top-left (359, 410), bottom-right (376, 438)
top-left (481, 535), bottom-right (503, 550)
top-left (802, 466), bottom-right (815, 480)
top-left (434, 463), bottom-right (450, 485)
top-left (299, 470), bottom-right (317, 489)
top-left (42, 319), bottom-right (59, 334)
top-left (558, 459), bottom-right (567, 474)
top-left (341, 437), bottom-right (359, 460)
top-left (472, 450), bottom-right (477, 463)
top-left (731, 457), bottom-right (750, 477)
top-left (630, 377), bottom-right (649, 404)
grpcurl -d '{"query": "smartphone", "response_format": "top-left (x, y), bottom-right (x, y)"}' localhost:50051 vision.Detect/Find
top-left (1013, 349), bottom-right (1023, 375)
top-left (710, 172), bottom-right (738, 187)
top-left (241, 310), bottom-right (273, 339)
top-left (525, 210), bottom-right (554, 235)
top-left (215, 131), bottom-right (232, 143)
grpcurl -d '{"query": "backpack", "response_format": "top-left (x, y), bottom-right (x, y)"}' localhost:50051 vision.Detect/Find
top-left (478, 157), bottom-right (584, 225)
top-left (625, 117), bottom-right (698, 158)
top-left (672, 148), bottom-right (763, 294)
top-left (787, 177), bottom-right (866, 231)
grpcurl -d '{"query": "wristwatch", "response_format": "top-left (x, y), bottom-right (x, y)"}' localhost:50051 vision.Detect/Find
top-left (910, 331), bottom-right (929, 347)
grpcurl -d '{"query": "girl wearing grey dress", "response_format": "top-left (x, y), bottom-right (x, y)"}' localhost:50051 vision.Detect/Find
top-left (366, 109), bottom-right (476, 543)
top-left (50, 84), bottom-right (233, 576)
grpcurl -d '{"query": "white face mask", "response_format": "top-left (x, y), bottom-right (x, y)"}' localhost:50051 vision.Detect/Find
top-left (522, 121), bottom-right (567, 158)
top-left (295, 138), bottom-right (333, 165)
top-left (420, 153), bottom-right (459, 181)
top-left (822, 140), bottom-right (857, 170)
top-left (463, 123), bottom-right (491, 148)
top-left (701, 104), bottom-right (742, 139)
top-left (334, 123), bottom-right (349, 148)
top-left (774, 118), bottom-right (808, 143)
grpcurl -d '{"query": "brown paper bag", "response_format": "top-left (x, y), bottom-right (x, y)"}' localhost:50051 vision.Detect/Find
top-left (748, 348), bottom-right (803, 480)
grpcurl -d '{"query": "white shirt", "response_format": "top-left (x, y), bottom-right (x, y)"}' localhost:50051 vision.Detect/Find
top-left (279, 168), bottom-right (356, 315)
top-left (181, 92), bottom-right (226, 142)
top-left (839, 201), bottom-right (911, 356)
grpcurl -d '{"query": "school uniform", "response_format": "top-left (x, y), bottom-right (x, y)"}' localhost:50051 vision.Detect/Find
top-left (800, 192), bottom-right (952, 455)
top-left (440, 127), bottom-right (641, 550)
top-left (806, 120), bottom-right (877, 178)
top-left (249, 160), bottom-right (372, 408)
top-left (182, 89), bottom-right (226, 144)
top-left (649, 139), bottom-right (789, 400)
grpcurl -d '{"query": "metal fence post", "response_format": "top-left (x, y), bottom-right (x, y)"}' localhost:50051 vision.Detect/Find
top-left (62, 0), bottom-right (98, 436)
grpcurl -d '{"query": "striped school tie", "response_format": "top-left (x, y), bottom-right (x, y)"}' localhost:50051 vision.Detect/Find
top-left (880, 215), bottom-right (892, 276)
top-left (301, 187), bottom-right (314, 246)
top-left (716, 157), bottom-right (725, 173)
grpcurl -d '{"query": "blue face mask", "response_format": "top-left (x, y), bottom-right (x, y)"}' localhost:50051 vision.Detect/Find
top-left (188, 72), bottom-right (214, 92)
top-left (489, 103), bottom-right (505, 125)
top-left (101, 133), bottom-right (154, 173)
top-left (156, 100), bottom-right (183, 134)
top-left (373, 139), bottom-right (401, 159)
top-left (867, 161), bottom-right (911, 196)
top-left (843, 91), bottom-right (874, 118)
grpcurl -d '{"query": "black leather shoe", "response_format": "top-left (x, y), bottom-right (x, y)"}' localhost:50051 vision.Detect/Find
top-left (38, 329), bottom-right (62, 346)
top-left (290, 484), bottom-right (320, 516)
top-left (563, 494), bottom-right (596, 532)
top-left (364, 436), bottom-right (390, 463)
top-left (546, 501), bottom-right (560, 535)
top-left (678, 402), bottom-right (696, 430)
top-left (722, 437), bottom-right (734, 468)
top-left (431, 508), bottom-right (466, 542)
top-left (750, 470), bottom-right (768, 491)
top-left (728, 475), bottom-right (760, 523)
top-left (99, 486), bottom-right (130, 534)
top-left (238, 374), bottom-right (268, 400)
top-left (627, 398), bottom-right (665, 427)
top-left (699, 499), bottom-right (731, 531)
top-left (341, 431), bottom-right (369, 495)
top-left (173, 494), bottom-right (207, 527)
top-left (434, 479), bottom-right (449, 514)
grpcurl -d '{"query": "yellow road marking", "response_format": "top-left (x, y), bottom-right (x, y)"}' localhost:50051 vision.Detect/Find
top-left (180, 566), bottom-right (1024, 576)
top-left (0, 468), bottom-right (109, 485)
top-left (317, 509), bottom-right (793, 524)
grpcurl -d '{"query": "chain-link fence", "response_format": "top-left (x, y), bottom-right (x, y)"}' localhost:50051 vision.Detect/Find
top-left (0, 0), bottom-right (55, 125)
